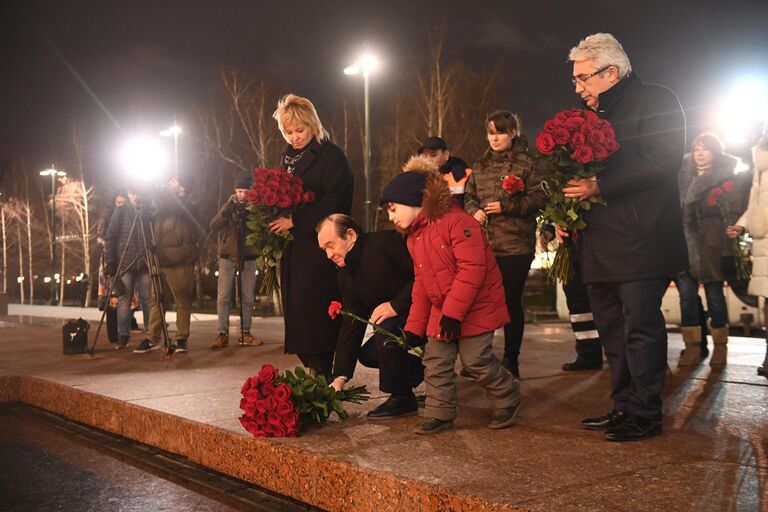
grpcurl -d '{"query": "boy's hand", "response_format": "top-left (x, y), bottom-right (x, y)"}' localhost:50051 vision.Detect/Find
top-left (438, 315), bottom-right (461, 341)
top-left (473, 210), bottom-right (488, 225)
top-left (484, 201), bottom-right (502, 215)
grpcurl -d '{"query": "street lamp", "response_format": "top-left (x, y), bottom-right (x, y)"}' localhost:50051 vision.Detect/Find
top-left (160, 121), bottom-right (182, 177)
top-left (345, 51), bottom-right (380, 232)
top-left (40, 165), bottom-right (67, 305)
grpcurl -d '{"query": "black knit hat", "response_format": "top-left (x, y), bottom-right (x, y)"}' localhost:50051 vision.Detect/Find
top-left (379, 171), bottom-right (427, 207)
top-left (417, 136), bottom-right (448, 154)
top-left (233, 172), bottom-right (252, 190)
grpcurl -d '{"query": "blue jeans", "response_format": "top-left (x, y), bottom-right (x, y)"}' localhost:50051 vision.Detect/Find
top-left (117, 271), bottom-right (151, 337)
top-left (675, 272), bottom-right (728, 328)
top-left (216, 257), bottom-right (257, 333)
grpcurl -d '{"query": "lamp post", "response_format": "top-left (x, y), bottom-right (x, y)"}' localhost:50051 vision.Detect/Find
top-left (40, 166), bottom-right (67, 305)
top-left (345, 51), bottom-right (380, 232)
top-left (160, 121), bottom-right (182, 177)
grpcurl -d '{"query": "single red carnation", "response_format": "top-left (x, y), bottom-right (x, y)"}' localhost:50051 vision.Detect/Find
top-left (535, 132), bottom-right (556, 154)
top-left (328, 301), bottom-right (343, 319)
top-left (572, 146), bottom-right (594, 164)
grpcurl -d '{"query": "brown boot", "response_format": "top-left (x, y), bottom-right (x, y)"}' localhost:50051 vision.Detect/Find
top-left (678, 326), bottom-right (703, 366)
top-left (710, 326), bottom-right (728, 366)
top-left (211, 332), bottom-right (229, 350)
top-left (238, 332), bottom-right (264, 347)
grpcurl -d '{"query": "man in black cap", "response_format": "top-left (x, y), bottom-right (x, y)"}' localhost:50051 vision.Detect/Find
top-left (417, 136), bottom-right (472, 207)
top-left (141, 174), bottom-right (200, 353)
top-left (209, 172), bottom-right (263, 349)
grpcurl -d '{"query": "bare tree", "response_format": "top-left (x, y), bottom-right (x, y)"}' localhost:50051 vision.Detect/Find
top-left (55, 177), bottom-right (94, 306)
top-left (1, 203), bottom-right (7, 294)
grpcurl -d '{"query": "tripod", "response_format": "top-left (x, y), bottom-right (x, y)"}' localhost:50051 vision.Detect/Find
top-left (89, 202), bottom-right (173, 357)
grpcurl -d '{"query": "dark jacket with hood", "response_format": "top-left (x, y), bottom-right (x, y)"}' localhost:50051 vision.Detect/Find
top-left (104, 203), bottom-right (149, 275)
top-left (575, 72), bottom-right (688, 283)
top-left (464, 136), bottom-right (547, 256)
top-left (403, 169), bottom-right (509, 338)
top-left (332, 230), bottom-right (414, 378)
top-left (682, 154), bottom-right (749, 283)
top-left (153, 191), bottom-right (200, 268)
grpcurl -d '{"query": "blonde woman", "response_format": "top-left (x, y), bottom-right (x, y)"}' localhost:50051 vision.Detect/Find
top-left (271, 94), bottom-right (354, 378)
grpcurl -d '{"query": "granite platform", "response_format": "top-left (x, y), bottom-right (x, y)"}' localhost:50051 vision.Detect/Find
top-left (0, 306), bottom-right (767, 511)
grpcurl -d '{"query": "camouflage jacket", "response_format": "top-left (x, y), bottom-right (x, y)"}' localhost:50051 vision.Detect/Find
top-left (464, 137), bottom-right (547, 256)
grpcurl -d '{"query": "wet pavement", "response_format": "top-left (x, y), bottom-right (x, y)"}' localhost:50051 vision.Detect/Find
top-left (1, 305), bottom-right (767, 511)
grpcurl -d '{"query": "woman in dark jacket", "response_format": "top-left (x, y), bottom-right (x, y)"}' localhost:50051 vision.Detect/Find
top-left (464, 111), bottom-right (547, 377)
top-left (270, 94), bottom-right (354, 377)
top-left (682, 132), bottom-right (747, 366)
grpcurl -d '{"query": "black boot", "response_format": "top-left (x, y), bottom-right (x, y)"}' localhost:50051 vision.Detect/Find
top-left (367, 394), bottom-right (418, 420)
top-left (562, 358), bottom-right (602, 371)
top-left (501, 357), bottom-right (519, 379)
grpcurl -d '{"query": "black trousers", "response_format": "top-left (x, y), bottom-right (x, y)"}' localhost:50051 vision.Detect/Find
top-left (358, 316), bottom-right (424, 395)
top-left (298, 352), bottom-right (335, 380)
top-left (495, 253), bottom-right (534, 363)
top-left (563, 263), bottom-right (602, 362)
top-left (587, 278), bottom-right (668, 421)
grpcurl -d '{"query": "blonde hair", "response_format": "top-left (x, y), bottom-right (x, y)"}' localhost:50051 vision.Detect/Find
top-left (569, 33), bottom-right (632, 79)
top-left (273, 94), bottom-right (329, 143)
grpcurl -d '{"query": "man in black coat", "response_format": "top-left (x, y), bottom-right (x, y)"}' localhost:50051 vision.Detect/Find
top-left (317, 214), bottom-right (424, 419)
top-left (561, 33), bottom-right (687, 441)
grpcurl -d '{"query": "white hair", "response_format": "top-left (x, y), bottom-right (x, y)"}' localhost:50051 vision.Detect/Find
top-left (568, 33), bottom-right (632, 78)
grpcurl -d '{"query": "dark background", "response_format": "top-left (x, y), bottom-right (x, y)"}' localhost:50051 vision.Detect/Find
top-left (2, 0), bottom-right (767, 180)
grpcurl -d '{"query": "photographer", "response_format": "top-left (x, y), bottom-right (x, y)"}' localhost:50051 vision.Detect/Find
top-left (143, 175), bottom-right (200, 353)
top-left (103, 187), bottom-right (152, 350)
top-left (208, 172), bottom-right (263, 349)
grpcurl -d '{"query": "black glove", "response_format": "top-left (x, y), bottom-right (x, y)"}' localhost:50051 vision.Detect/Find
top-left (439, 315), bottom-right (461, 341)
top-left (403, 331), bottom-right (425, 348)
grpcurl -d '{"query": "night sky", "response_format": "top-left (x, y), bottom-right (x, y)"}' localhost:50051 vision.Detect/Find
top-left (2, 0), bottom-right (768, 181)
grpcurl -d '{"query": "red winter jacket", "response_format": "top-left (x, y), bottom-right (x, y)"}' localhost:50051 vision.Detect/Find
top-left (404, 171), bottom-right (510, 339)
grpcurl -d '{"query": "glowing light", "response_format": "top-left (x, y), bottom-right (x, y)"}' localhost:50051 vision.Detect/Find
top-left (160, 123), bottom-right (182, 137)
top-left (344, 50), bottom-right (381, 76)
top-left (43, 277), bottom-right (52, 284)
top-left (714, 77), bottom-right (768, 145)
top-left (118, 134), bottom-right (169, 181)
top-left (66, 279), bottom-right (71, 285)
top-left (39, 168), bottom-right (67, 177)
top-left (54, 273), bottom-right (60, 279)
top-left (17, 276), bottom-right (24, 283)
top-left (214, 270), bottom-right (219, 277)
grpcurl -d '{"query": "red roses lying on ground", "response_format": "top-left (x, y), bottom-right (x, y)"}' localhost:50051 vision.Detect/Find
top-left (239, 363), bottom-right (370, 438)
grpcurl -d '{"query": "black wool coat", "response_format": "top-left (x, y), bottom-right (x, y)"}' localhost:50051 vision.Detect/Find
top-left (576, 73), bottom-right (688, 283)
top-left (332, 231), bottom-right (414, 378)
top-left (279, 138), bottom-right (354, 355)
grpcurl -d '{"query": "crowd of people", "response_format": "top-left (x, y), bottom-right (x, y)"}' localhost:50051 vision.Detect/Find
top-left (97, 32), bottom-right (768, 441)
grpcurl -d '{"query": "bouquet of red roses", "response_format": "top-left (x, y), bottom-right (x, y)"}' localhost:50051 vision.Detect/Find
top-left (239, 364), bottom-right (370, 438)
top-left (245, 168), bottom-right (315, 295)
top-left (534, 109), bottom-right (620, 282)
top-left (707, 181), bottom-right (750, 280)
top-left (500, 174), bottom-right (525, 197)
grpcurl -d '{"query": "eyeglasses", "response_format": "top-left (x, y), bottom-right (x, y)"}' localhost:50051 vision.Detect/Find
top-left (571, 65), bottom-right (611, 86)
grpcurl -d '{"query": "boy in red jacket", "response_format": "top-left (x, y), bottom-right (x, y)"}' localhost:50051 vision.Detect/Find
top-left (379, 156), bottom-right (521, 434)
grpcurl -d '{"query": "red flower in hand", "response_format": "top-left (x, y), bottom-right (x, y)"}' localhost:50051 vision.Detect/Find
top-left (328, 301), bottom-right (343, 319)
top-left (535, 132), bottom-right (556, 154)
top-left (572, 146), bottom-right (594, 164)
top-left (501, 175), bottom-right (525, 195)
top-left (722, 181), bottom-right (734, 192)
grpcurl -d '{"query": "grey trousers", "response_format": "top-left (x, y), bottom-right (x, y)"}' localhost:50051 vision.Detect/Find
top-left (423, 331), bottom-right (520, 421)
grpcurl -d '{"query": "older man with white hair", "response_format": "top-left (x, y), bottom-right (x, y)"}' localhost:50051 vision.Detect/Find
top-left (560, 33), bottom-right (687, 441)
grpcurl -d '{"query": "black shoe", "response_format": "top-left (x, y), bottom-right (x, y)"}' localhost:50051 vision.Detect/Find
top-left (562, 358), bottom-right (602, 371)
top-left (501, 357), bottom-right (520, 379)
top-left (414, 418), bottom-right (454, 435)
top-left (580, 409), bottom-right (628, 430)
top-left (758, 366), bottom-right (767, 377)
top-left (133, 339), bottom-right (160, 354)
top-left (175, 339), bottom-right (188, 353)
top-left (604, 415), bottom-right (662, 442)
top-left (488, 401), bottom-right (521, 429)
top-left (367, 394), bottom-right (418, 420)
top-left (116, 336), bottom-right (129, 350)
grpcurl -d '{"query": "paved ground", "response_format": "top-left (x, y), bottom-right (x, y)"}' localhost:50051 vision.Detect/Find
top-left (1, 305), bottom-right (767, 511)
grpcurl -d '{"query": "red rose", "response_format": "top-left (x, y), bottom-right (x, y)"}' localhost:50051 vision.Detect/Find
top-left (707, 195), bottom-right (718, 207)
top-left (255, 413), bottom-right (268, 426)
top-left (244, 402), bottom-right (257, 417)
top-left (591, 130), bottom-right (607, 145)
top-left (267, 412), bottom-right (282, 427)
top-left (553, 127), bottom-right (571, 146)
top-left (254, 399), bottom-right (269, 414)
top-left (276, 400), bottom-right (294, 416)
top-left (543, 119), bottom-right (560, 134)
top-left (262, 192), bottom-right (278, 206)
top-left (563, 116), bottom-right (586, 132)
top-left (593, 144), bottom-right (610, 161)
top-left (722, 181), bottom-right (734, 192)
top-left (244, 388), bottom-right (260, 403)
top-left (598, 120), bottom-right (616, 139)
top-left (239, 398), bottom-right (248, 410)
top-left (260, 382), bottom-right (275, 397)
top-left (570, 132), bottom-right (587, 149)
top-left (253, 428), bottom-right (268, 438)
top-left (240, 376), bottom-right (255, 395)
top-left (239, 415), bottom-right (250, 429)
top-left (258, 364), bottom-right (278, 384)
top-left (535, 132), bottom-right (556, 154)
top-left (246, 421), bottom-right (259, 435)
top-left (583, 110), bottom-right (600, 123)
top-left (604, 139), bottom-right (620, 154)
top-left (282, 410), bottom-right (300, 430)
top-left (712, 187), bottom-right (723, 197)
top-left (277, 196), bottom-right (292, 209)
top-left (302, 191), bottom-right (315, 203)
top-left (273, 383), bottom-right (292, 402)
top-left (328, 300), bottom-right (343, 319)
top-left (572, 146), bottom-right (594, 164)
top-left (291, 191), bottom-right (303, 204)
top-left (501, 175), bottom-right (525, 195)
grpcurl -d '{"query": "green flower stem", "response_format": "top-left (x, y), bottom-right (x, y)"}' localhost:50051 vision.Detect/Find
top-left (338, 310), bottom-right (424, 359)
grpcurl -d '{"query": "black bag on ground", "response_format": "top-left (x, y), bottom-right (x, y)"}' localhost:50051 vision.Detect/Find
top-left (63, 318), bottom-right (89, 354)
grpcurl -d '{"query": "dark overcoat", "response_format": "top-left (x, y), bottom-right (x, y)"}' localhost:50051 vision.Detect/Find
top-left (333, 230), bottom-right (414, 378)
top-left (576, 73), bottom-right (688, 283)
top-left (280, 138), bottom-right (354, 355)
